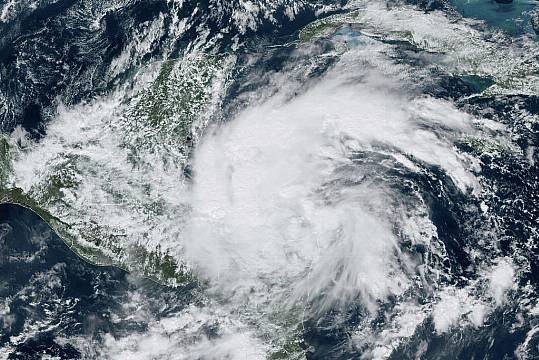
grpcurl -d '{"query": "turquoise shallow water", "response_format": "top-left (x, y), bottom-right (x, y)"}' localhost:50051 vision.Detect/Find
top-left (451, 0), bottom-right (538, 34)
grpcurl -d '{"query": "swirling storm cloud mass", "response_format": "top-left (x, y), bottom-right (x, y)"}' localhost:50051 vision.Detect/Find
top-left (0, 0), bottom-right (538, 359)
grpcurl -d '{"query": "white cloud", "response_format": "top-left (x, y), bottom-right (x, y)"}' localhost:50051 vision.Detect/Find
top-left (487, 257), bottom-right (515, 306)
top-left (186, 50), bottom-right (480, 315)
